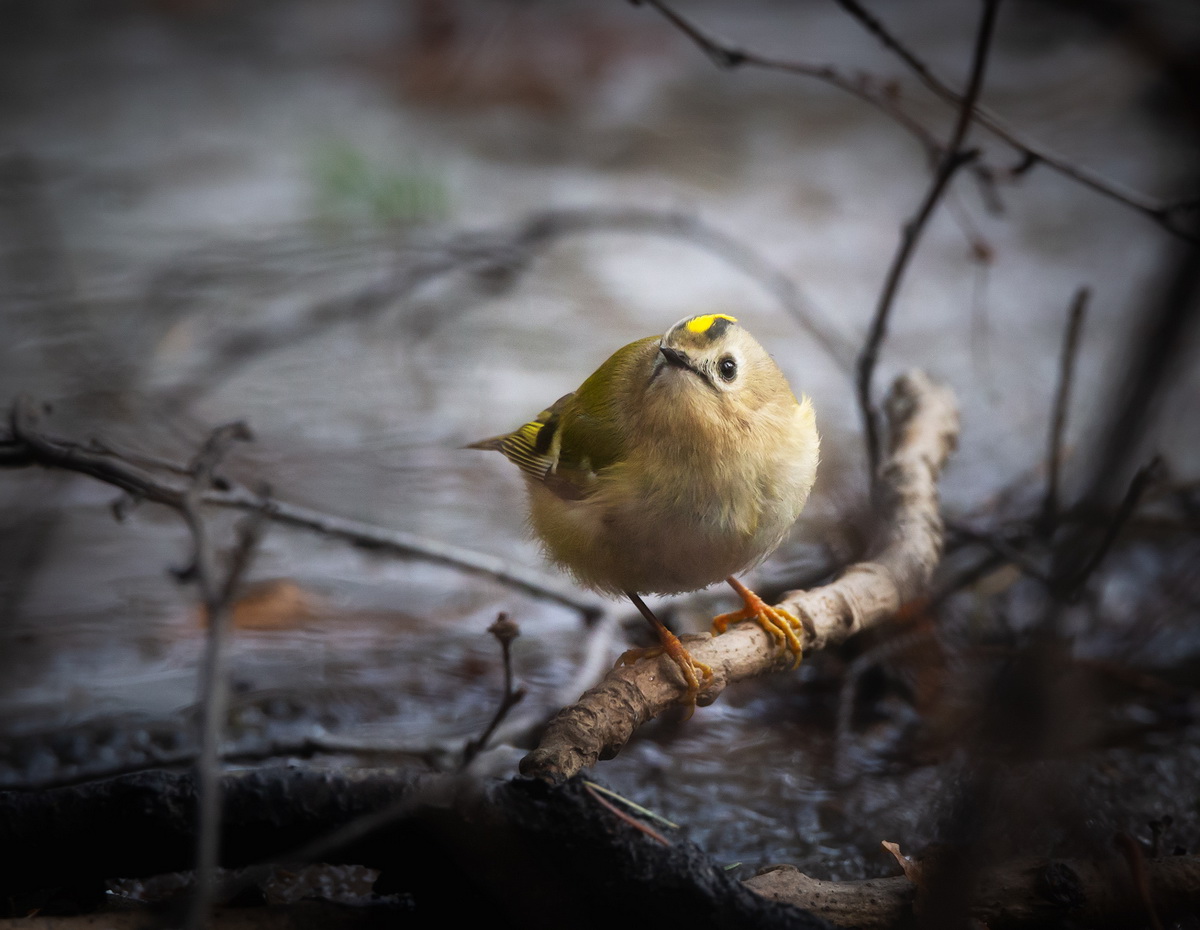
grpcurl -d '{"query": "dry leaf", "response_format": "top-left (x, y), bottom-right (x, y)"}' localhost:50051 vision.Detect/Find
top-left (882, 840), bottom-right (923, 883)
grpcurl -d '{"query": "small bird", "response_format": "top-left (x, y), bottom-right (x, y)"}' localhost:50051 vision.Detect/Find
top-left (470, 313), bottom-right (819, 708)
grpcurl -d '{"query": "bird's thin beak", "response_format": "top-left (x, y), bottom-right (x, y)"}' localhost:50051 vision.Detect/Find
top-left (659, 344), bottom-right (693, 371)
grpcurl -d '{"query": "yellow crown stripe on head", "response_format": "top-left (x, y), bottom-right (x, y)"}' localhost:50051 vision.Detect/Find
top-left (685, 313), bottom-right (738, 334)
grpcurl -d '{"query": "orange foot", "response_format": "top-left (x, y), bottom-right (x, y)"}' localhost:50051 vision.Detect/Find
top-left (617, 633), bottom-right (713, 714)
top-left (619, 591), bottom-right (714, 714)
top-left (712, 576), bottom-right (805, 668)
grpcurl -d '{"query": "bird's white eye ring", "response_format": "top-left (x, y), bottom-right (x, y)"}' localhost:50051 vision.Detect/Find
top-left (718, 355), bottom-right (738, 382)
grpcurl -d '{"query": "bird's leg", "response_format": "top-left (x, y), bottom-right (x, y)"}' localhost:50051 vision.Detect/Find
top-left (712, 576), bottom-right (805, 668)
top-left (616, 591), bottom-right (713, 711)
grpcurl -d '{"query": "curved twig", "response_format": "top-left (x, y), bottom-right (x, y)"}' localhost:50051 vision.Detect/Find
top-left (1039, 287), bottom-right (1090, 533)
top-left (832, 0), bottom-right (1198, 239)
top-left (638, 0), bottom-right (1196, 240)
top-left (856, 0), bottom-right (999, 477)
top-left (638, 0), bottom-right (941, 159)
top-left (160, 206), bottom-right (851, 409)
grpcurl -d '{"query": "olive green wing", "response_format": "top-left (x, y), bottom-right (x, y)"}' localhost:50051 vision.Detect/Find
top-left (468, 335), bottom-right (655, 497)
top-left (554, 334), bottom-right (658, 475)
top-left (466, 394), bottom-right (570, 481)
top-left (469, 388), bottom-right (626, 500)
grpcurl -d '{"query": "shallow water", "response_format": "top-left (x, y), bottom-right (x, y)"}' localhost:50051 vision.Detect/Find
top-left (2, 0), bottom-right (1198, 881)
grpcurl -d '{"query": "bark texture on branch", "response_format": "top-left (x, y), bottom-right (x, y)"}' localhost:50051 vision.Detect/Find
top-left (520, 370), bottom-right (959, 781)
top-left (746, 853), bottom-right (1200, 929)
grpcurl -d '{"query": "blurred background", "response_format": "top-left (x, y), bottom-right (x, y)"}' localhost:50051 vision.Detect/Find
top-left (1, 0), bottom-right (1198, 887)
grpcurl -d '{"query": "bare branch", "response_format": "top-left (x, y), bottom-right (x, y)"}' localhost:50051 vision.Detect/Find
top-left (520, 370), bottom-right (958, 781)
top-left (638, 0), bottom-right (941, 159)
top-left (514, 208), bottom-right (857, 370)
top-left (1039, 287), bottom-right (1090, 534)
top-left (944, 518), bottom-right (1051, 585)
top-left (183, 504), bottom-right (263, 930)
top-left (1, 399), bottom-right (604, 619)
top-left (635, 0), bottom-right (1196, 238)
top-left (460, 613), bottom-right (527, 769)
top-left (833, 0), bottom-right (1198, 239)
top-left (1055, 456), bottom-right (1163, 599)
top-left (163, 206), bottom-right (852, 408)
top-left (856, 0), bottom-right (1000, 477)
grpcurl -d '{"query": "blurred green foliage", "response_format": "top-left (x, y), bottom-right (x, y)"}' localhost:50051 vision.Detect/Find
top-left (311, 140), bottom-right (449, 226)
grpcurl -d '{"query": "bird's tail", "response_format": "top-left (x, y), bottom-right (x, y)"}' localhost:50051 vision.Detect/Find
top-left (462, 435), bottom-right (506, 452)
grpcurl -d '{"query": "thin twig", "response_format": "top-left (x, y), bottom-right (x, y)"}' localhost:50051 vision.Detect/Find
top-left (85, 437), bottom-right (194, 476)
top-left (1056, 456), bottom-right (1163, 598)
top-left (8, 408), bottom-right (271, 920)
top-left (856, 0), bottom-right (1001, 478)
top-left (461, 613), bottom-right (527, 769)
top-left (638, 0), bottom-right (1195, 238)
top-left (641, 0), bottom-right (1012, 256)
top-left (1039, 287), bottom-right (1090, 534)
top-left (182, 429), bottom-right (263, 930)
top-left (1077, 241), bottom-right (1200, 510)
top-left (944, 519), bottom-right (1051, 584)
top-left (162, 206), bottom-right (853, 409)
top-left (516, 207), bottom-right (857, 370)
top-left (833, 0), bottom-right (1197, 239)
top-left (2, 399), bottom-right (604, 619)
top-left (583, 781), bottom-right (679, 830)
top-left (583, 782), bottom-right (671, 847)
top-left (1115, 833), bottom-right (1166, 930)
top-left (637, 0), bottom-right (941, 159)
top-left (187, 421), bottom-right (254, 485)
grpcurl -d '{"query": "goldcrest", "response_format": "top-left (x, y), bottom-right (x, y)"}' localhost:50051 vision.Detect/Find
top-left (471, 313), bottom-right (819, 707)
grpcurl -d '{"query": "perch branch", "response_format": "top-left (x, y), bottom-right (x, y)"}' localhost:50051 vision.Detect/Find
top-left (520, 370), bottom-right (958, 781)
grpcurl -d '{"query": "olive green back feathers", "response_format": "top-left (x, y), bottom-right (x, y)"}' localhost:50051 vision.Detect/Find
top-left (467, 334), bottom-right (658, 500)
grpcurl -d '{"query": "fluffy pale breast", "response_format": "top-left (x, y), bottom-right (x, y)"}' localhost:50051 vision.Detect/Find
top-left (526, 395), bottom-right (819, 596)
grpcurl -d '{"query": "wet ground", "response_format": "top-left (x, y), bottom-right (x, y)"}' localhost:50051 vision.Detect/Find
top-left (2, 0), bottom-right (1198, 886)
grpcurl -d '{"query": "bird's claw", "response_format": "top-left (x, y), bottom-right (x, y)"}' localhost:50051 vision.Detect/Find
top-left (617, 638), bottom-right (713, 714)
top-left (713, 579), bottom-right (804, 668)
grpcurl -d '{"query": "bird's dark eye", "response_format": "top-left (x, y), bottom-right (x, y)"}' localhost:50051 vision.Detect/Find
top-left (718, 356), bottom-right (737, 382)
